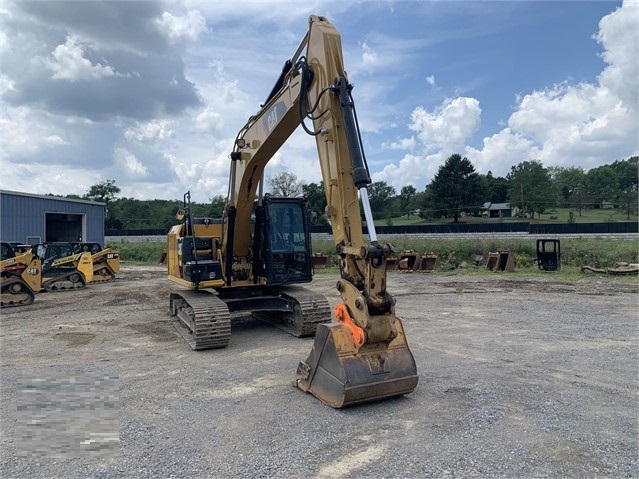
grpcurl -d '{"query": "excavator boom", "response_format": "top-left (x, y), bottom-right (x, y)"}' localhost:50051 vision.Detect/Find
top-left (228, 15), bottom-right (418, 407)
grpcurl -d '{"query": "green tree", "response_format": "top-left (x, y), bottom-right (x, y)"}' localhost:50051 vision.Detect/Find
top-left (302, 181), bottom-right (327, 224)
top-left (414, 188), bottom-right (437, 220)
top-left (569, 184), bottom-right (590, 216)
top-left (207, 195), bottom-right (226, 218)
top-left (479, 171), bottom-right (509, 203)
top-left (86, 179), bottom-right (121, 230)
top-left (367, 181), bottom-right (396, 219)
top-left (507, 160), bottom-right (555, 218)
top-left (426, 154), bottom-right (483, 222)
top-left (84, 179), bottom-right (120, 203)
top-left (610, 157), bottom-right (638, 219)
top-left (398, 185), bottom-right (417, 217)
top-left (550, 166), bottom-right (587, 208)
top-left (610, 156), bottom-right (639, 193)
top-left (586, 165), bottom-right (619, 207)
top-left (269, 172), bottom-right (303, 197)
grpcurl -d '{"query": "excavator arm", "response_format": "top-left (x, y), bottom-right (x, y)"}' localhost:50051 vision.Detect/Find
top-left (223, 15), bottom-right (418, 407)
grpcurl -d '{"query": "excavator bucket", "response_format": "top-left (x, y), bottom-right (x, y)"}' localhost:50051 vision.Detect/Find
top-left (385, 256), bottom-right (398, 270)
top-left (311, 253), bottom-right (330, 269)
top-left (295, 319), bottom-right (418, 408)
top-left (487, 251), bottom-right (514, 272)
top-left (396, 250), bottom-right (421, 272)
top-left (418, 252), bottom-right (440, 272)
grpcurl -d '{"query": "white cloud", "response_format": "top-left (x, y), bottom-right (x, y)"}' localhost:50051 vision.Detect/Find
top-left (594, 0), bottom-right (638, 109)
top-left (114, 147), bottom-right (148, 177)
top-left (372, 152), bottom-right (448, 191)
top-left (0, 73), bottom-right (14, 94)
top-left (155, 9), bottom-right (207, 44)
top-left (0, 30), bottom-right (8, 55)
top-left (465, 128), bottom-right (539, 176)
top-left (0, 106), bottom-right (67, 158)
top-left (124, 119), bottom-right (174, 142)
top-left (409, 97), bottom-right (481, 152)
top-left (2, 1), bottom-right (636, 203)
top-left (377, 0), bottom-right (637, 193)
top-left (195, 107), bottom-right (224, 133)
top-left (361, 41), bottom-right (378, 71)
top-left (0, 161), bottom-right (101, 196)
top-left (466, 1), bottom-right (638, 173)
top-left (39, 35), bottom-right (124, 81)
top-left (382, 137), bottom-right (417, 151)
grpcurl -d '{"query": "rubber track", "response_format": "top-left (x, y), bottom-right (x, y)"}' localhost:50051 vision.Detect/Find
top-left (253, 285), bottom-right (331, 337)
top-left (170, 290), bottom-right (231, 350)
top-left (43, 273), bottom-right (86, 291)
top-left (1, 277), bottom-right (35, 307)
top-left (92, 266), bottom-right (116, 283)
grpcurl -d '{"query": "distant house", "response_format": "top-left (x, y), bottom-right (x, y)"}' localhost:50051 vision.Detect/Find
top-left (481, 202), bottom-right (512, 218)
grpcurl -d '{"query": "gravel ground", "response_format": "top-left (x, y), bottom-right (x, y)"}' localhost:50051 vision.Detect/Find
top-left (1, 266), bottom-right (637, 478)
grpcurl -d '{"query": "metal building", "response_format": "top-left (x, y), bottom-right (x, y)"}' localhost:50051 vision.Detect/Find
top-left (0, 190), bottom-right (106, 245)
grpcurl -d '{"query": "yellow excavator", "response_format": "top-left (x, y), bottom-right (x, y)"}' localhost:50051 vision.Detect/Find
top-left (166, 15), bottom-right (418, 408)
top-left (1, 242), bottom-right (94, 307)
top-left (69, 242), bottom-right (121, 283)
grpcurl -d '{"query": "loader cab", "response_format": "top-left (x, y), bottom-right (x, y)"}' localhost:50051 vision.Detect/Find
top-left (34, 243), bottom-right (75, 273)
top-left (36, 243), bottom-right (73, 262)
top-left (261, 196), bottom-right (313, 285)
top-left (1, 242), bottom-right (15, 261)
top-left (69, 242), bottom-right (103, 255)
top-left (536, 239), bottom-right (561, 271)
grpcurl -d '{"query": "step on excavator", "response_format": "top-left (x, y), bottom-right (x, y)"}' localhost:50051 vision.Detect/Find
top-left (166, 15), bottom-right (418, 408)
top-left (1, 242), bottom-right (94, 307)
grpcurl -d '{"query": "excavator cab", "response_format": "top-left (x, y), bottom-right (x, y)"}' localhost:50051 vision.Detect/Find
top-left (260, 196), bottom-right (313, 285)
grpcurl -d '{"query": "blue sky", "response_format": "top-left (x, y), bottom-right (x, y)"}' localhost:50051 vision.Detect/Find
top-left (1, 1), bottom-right (637, 202)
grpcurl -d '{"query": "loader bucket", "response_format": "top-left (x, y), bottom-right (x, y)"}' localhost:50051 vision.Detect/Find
top-left (497, 251), bottom-right (514, 271)
top-left (418, 253), bottom-right (440, 272)
top-left (311, 253), bottom-right (330, 269)
top-left (396, 250), bottom-right (421, 272)
top-left (486, 252), bottom-right (500, 271)
top-left (385, 257), bottom-right (398, 270)
top-left (295, 320), bottom-right (418, 408)
top-left (487, 251), bottom-right (514, 272)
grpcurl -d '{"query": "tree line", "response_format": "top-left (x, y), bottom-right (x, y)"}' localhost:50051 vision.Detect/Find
top-left (67, 156), bottom-right (636, 230)
top-left (288, 155), bottom-right (638, 224)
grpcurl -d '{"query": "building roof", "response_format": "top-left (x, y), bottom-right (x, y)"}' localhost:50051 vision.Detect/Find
top-left (0, 189), bottom-right (106, 206)
top-left (482, 202), bottom-right (511, 210)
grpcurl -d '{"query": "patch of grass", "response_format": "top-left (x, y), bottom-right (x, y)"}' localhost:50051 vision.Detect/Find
top-left (535, 207), bottom-right (637, 223)
top-left (106, 240), bottom-right (164, 264)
